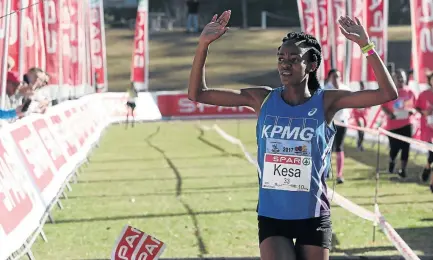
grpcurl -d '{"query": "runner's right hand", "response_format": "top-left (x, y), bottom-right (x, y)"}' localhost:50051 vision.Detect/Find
top-left (199, 10), bottom-right (231, 46)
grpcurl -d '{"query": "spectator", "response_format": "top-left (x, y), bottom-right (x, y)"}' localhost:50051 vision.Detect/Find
top-left (351, 81), bottom-right (369, 151)
top-left (186, 0), bottom-right (200, 33)
top-left (324, 69), bottom-right (351, 184)
top-left (3, 71), bottom-right (32, 109)
top-left (415, 70), bottom-right (433, 193)
top-left (23, 67), bottom-right (50, 112)
top-left (25, 67), bottom-right (46, 89)
top-left (381, 69), bottom-right (416, 178)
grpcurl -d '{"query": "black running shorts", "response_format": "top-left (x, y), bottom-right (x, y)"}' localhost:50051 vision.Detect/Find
top-left (126, 101), bottom-right (136, 109)
top-left (258, 215), bottom-right (332, 249)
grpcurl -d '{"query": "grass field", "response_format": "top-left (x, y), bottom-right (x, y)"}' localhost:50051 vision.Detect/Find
top-left (106, 26), bottom-right (412, 93)
top-left (28, 120), bottom-right (433, 260)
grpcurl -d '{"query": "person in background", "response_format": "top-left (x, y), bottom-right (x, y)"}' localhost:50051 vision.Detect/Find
top-left (3, 71), bottom-right (33, 110)
top-left (186, 0), bottom-right (200, 33)
top-left (351, 81), bottom-right (369, 151)
top-left (415, 70), bottom-right (433, 193)
top-left (406, 68), bottom-right (414, 85)
top-left (126, 83), bottom-right (138, 128)
top-left (324, 69), bottom-right (351, 184)
top-left (381, 69), bottom-right (416, 178)
top-left (23, 67), bottom-right (50, 114)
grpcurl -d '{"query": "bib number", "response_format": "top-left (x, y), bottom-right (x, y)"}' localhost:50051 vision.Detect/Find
top-left (427, 115), bottom-right (433, 127)
top-left (394, 110), bottom-right (409, 120)
top-left (262, 153), bottom-right (311, 192)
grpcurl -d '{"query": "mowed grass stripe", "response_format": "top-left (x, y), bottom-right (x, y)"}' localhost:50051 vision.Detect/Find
top-left (28, 121), bottom-right (432, 259)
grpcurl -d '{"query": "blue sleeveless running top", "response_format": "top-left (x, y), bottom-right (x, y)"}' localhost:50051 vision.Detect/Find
top-left (256, 87), bottom-right (336, 220)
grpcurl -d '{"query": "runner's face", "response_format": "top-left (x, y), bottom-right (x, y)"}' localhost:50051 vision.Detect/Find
top-left (277, 41), bottom-right (309, 86)
top-left (392, 71), bottom-right (406, 89)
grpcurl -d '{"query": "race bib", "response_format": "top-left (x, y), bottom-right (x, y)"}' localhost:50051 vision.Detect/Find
top-left (394, 110), bottom-right (409, 120)
top-left (262, 139), bottom-right (312, 192)
top-left (427, 115), bottom-right (433, 127)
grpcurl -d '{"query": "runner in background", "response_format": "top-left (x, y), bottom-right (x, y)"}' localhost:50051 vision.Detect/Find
top-left (188, 11), bottom-right (397, 260)
top-left (126, 83), bottom-right (138, 128)
top-left (351, 81), bottom-right (369, 151)
top-left (324, 69), bottom-right (351, 184)
top-left (415, 70), bottom-right (433, 192)
top-left (381, 69), bottom-right (417, 178)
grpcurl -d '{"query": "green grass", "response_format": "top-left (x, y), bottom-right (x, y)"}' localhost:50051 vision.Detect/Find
top-left (106, 26), bottom-right (412, 92)
top-left (28, 120), bottom-right (433, 260)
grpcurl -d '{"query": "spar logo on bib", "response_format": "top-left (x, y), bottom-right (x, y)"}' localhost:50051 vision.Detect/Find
top-left (261, 116), bottom-right (319, 141)
top-left (263, 154), bottom-right (312, 192)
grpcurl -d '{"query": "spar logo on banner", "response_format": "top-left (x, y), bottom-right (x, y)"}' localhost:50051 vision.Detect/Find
top-left (32, 118), bottom-right (67, 171)
top-left (0, 137), bottom-right (33, 235)
top-left (364, 0), bottom-right (388, 86)
top-left (131, 0), bottom-right (149, 91)
top-left (0, 132), bottom-right (44, 260)
top-left (328, 0), bottom-right (347, 82)
top-left (157, 94), bottom-right (255, 117)
top-left (90, 0), bottom-right (107, 90)
top-left (411, 0), bottom-right (433, 91)
top-left (111, 225), bottom-right (166, 260)
top-left (64, 108), bottom-right (86, 148)
top-left (317, 0), bottom-right (331, 82)
top-left (49, 113), bottom-right (78, 157)
top-left (347, 0), bottom-right (365, 88)
top-left (43, 0), bottom-right (61, 85)
top-left (9, 120), bottom-right (58, 200)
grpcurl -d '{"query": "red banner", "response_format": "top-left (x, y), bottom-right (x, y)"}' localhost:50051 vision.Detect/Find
top-left (77, 0), bottom-right (87, 87)
top-left (364, 0), bottom-right (388, 84)
top-left (411, 0), bottom-right (433, 90)
top-left (157, 94), bottom-right (255, 117)
top-left (43, 0), bottom-right (62, 85)
top-left (85, 0), bottom-right (93, 88)
top-left (69, 0), bottom-right (79, 87)
top-left (328, 0), bottom-right (347, 81)
top-left (90, 0), bottom-right (106, 91)
top-left (131, 0), bottom-right (149, 91)
top-left (8, 0), bottom-right (20, 75)
top-left (317, 0), bottom-right (331, 82)
top-left (21, 0), bottom-right (45, 71)
top-left (0, 0), bottom-right (11, 95)
top-left (60, 0), bottom-right (72, 93)
top-left (347, 0), bottom-right (365, 86)
top-left (36, 1), bottom-right (46, 71)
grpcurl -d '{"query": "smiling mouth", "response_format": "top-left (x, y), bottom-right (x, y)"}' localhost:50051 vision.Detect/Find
top-left (280, 71), bottom-right (292, 76)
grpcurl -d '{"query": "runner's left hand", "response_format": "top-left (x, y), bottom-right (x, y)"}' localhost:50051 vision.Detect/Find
top-left (338, 16), bottom-right (370, 47)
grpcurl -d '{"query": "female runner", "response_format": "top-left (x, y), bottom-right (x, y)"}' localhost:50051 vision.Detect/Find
top-left (324, 69), bottom-right (351, 184)
top-left (416, 71), bottom-right (433, 192)
top-left (380, 69), bottom-right (416, 178)
top-left (125, 83), bottom-right (138, 127)
top-left (188, 11), bottom-right (397, 260)
top-left (352, 81), bottom-right (369, 151)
